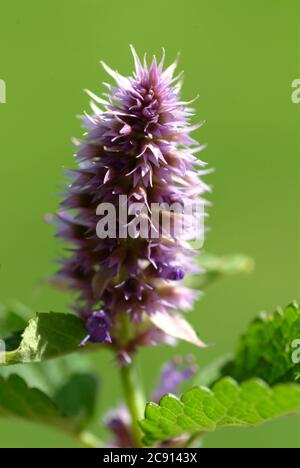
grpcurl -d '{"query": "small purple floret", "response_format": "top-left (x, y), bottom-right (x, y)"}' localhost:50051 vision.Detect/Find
top-left (80, 310), bottom-right (112, 346)
top-left (158, 263), bottom-right (185, 281)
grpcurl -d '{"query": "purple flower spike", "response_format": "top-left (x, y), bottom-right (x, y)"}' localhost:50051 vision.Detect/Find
top-left (80, 310), bottom-right (112, 346)
top-left (55, 46), bottom-right (209, 346)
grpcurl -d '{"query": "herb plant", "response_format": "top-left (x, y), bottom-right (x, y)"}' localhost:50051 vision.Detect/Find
top-left (0, 48), bottom-right (299, 448)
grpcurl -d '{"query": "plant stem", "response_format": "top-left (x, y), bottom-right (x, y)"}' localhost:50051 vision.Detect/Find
top-left (120, 360), bottom-right (144, 448)
top-left (76, 431), bottom-right (103, 448)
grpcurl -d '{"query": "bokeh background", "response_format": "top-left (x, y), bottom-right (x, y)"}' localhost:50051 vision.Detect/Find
top-left (0, 0), bottom-right (299, 448)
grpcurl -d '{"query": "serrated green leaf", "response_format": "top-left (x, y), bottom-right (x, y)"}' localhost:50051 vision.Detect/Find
top-left (221, 302), bottom-right (300, 385)
top-left (140, 377), bottom-right (300, 445)
top-left (0, 312), bottom-right (96, 367)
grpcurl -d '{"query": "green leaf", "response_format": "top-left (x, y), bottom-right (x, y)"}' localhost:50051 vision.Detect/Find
top-left (0, 351), bottom-right (100, 433)
top-left (193, 253), bottom-right (254, 289)
top-left (54, 373), bottom-right (99, 431)
top-left (0, 308), bottom-right (100, 438)
top-left (0, 344), bottom-right (98, 391)
top-left (0, 374), bottom-right (76, 433)
top-left (0, 370), bottom-right (99, 434)
top-left (140, 377), bottom-right (300, 445)
top-left (0, 312), bottom-right (93, 367)
top-left (221, 302), bottom-right (300, 385)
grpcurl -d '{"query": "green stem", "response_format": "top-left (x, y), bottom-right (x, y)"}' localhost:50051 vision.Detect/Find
top-left (75, 431), bottom-right (104, 448)
top-left (120, 360), bottom-right (144, 448)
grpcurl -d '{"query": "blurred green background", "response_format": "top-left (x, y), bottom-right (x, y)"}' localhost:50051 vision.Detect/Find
top-left (0, 0), bottom-right (299, 448)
